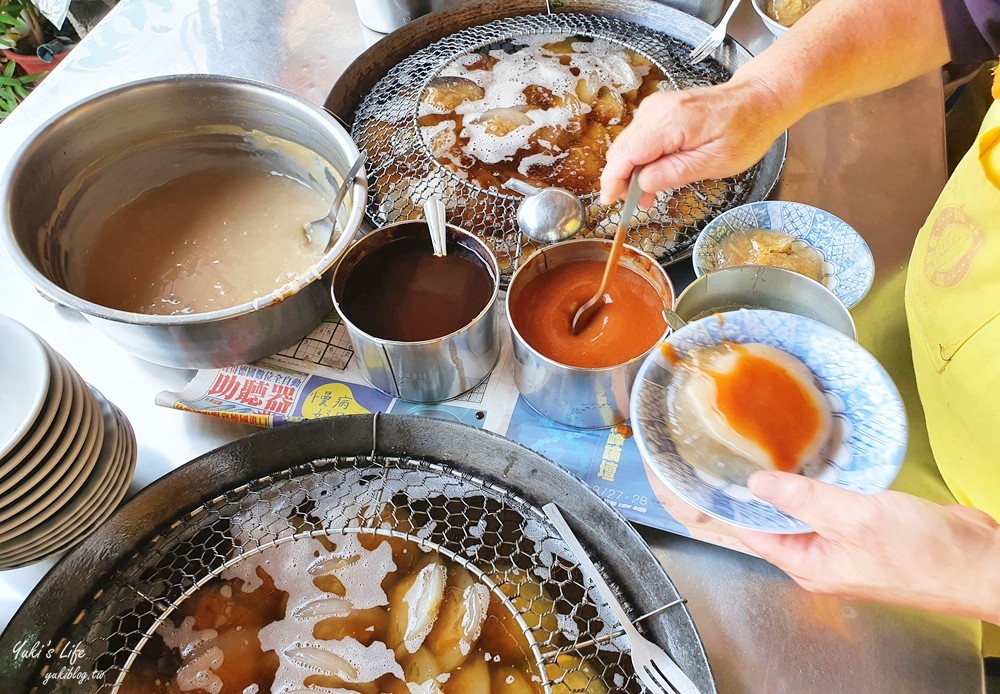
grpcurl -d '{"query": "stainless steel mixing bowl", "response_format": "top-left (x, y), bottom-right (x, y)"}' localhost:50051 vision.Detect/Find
top-left (0, 75), bottom-right (367, 369)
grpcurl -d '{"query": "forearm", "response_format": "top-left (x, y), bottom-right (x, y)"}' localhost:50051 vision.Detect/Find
top-left (916, 524), bottom-right (1000, 625)
top-left (599, 0), bottom-right (956, 198)
top-left (730, 0), bottom-right (951, 129)
top-left (973, 529), bottom-right (1000, 626)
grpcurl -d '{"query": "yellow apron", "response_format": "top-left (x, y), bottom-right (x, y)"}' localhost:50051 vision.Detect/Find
top-left (904, 96), bottom-right (1000, 655)
top-left (905, 100), bottom-right (1000, 517)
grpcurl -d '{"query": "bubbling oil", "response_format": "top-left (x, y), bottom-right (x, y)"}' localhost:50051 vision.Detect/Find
top-left (119, 534), bottom-right (550, 694)
top-left (418, 34), bottom-right (669, 196)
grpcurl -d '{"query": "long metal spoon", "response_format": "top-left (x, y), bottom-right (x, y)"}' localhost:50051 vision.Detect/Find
top-left (571, 167), bottom-right (643, 334)
top-left (305, 152), bottom-right (367, 253)
top-left (424, 196), bottom-right (448, 257)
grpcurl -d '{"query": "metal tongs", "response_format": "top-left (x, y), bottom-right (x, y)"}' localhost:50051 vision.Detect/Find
top-left (543, 503), bottom-right (703, 694)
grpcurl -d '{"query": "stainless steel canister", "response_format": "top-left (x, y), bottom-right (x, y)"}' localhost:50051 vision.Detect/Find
top-left (674, 265), bottom-right (857, 339)
top-left (354, 0), bottom-right (439, 33)
top-left (506, 239), bottom-right (674, 429)
top-left (331, 221), bottom-right (500, 402)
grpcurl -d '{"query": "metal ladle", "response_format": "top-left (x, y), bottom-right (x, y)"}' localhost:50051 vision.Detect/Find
top-left (664, 309), bottom-right (688, 332)
top-left (305, 152), bottom-right (367, 252)
top-left (505, 178), bottom-right (586, 243)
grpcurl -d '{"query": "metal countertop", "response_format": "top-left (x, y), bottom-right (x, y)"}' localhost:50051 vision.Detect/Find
top-left (0, 0), bottom-right (983, 692)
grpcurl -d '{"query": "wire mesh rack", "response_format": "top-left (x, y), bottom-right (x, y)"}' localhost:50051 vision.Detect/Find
top-left (5, 416), bottom-right (714, 693)
top-left (351, 11), bottom-right (765, 281)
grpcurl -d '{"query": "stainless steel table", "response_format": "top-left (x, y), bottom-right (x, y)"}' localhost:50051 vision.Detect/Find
top-left (0, 1), bottom-right (984, 692)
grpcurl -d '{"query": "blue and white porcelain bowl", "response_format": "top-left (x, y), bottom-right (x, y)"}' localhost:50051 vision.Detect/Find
top-left (693, 201), bottom-right (875, 309)
top-left (630, 309), bottom-right (907, 534)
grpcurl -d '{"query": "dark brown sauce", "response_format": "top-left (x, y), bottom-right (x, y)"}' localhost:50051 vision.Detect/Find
top-left (340, 236), bottom-right (494, 342)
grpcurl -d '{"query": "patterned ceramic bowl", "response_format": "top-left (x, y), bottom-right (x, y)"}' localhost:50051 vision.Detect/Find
top-left (750, 0), bottom-right (790, 38)
top-left (693, 201), bottom-right (875, 309)
top-left (630, 309), bottom-right (907, 534)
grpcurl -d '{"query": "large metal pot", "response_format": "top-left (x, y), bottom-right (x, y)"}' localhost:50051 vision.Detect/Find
top-left (0, 75), bottom-right (367, 369)
top-left (0, 415), bottom-right (716, 692)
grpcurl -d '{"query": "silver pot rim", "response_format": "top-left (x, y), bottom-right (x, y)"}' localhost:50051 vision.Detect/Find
top-left (331, 219), bottom-right (501, 347)
top-left (506, 238), bottom-right (675, 373)
top-left (674, 264), bottom-right (858, 339)
top-left (0, 73), bottom-right (367, 327)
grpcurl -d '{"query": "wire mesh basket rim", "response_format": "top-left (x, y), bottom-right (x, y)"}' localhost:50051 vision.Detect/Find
top-left (349, 9), bottom-right (782, 280)
top-left (0, 415), bottom-right (717, 694)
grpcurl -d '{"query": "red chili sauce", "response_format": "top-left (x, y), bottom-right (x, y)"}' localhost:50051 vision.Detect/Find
top-left (511, 259), bottom-right (669, 369)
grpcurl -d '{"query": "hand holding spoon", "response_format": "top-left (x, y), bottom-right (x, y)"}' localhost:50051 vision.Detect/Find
top-left (571, 167), bottom-right (643, 334)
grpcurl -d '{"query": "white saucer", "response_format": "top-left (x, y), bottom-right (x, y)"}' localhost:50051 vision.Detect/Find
top-left (0, 401), bottom-right (135, 566)
top-left (7, 421), bottom-right (130, 565)
top-left (0, 368), bottom-right (104, 526)
top-left (0, 352), bottom-right (81, 490)
top-left (0, 393), bottom-right (117, 559)
top-left (0, 317), bottom-right (50, 459)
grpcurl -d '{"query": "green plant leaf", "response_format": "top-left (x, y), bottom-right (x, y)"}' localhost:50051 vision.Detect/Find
top-left (2, 60), bottom-right (14, 77)
top-left (0, 1), bottom-right (28, 27)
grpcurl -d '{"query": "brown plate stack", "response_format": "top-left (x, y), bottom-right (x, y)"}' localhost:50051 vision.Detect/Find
top-left (0, 316), bottom-right (136, 569)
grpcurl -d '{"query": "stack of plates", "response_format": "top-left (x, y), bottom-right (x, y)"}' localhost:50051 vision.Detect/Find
top-left (0, 316), bottom-right (136, 569)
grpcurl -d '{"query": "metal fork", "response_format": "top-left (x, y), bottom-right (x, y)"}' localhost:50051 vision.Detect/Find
top-left (688, 0), bottom-right (743, 65)
top-left (542, 503), bottom-right (702, 694)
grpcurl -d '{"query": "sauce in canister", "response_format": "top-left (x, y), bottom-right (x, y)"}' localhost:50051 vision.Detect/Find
top-left (338, 235), bottom-right (495, 342)
top-left (510, 259), bottom-right (668, 368)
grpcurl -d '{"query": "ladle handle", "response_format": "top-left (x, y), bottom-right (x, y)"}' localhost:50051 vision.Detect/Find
top-left (596, 167), bottom-right (643, 296)
top-left (503, 178), bottom-right (542, 196)
top-left (322, 152), bottom-right (367, 252)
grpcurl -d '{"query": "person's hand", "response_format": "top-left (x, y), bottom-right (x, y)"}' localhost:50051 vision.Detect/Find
top-left (735, 471), bottom-right (1000, 624)
top-left (600, 77), bottom-right (788, 207)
